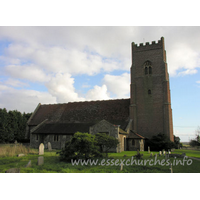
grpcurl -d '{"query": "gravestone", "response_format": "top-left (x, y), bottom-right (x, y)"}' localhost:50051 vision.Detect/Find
top-left (137, 149), bottom-right (140, 155)
top-left (18, 154), bottom-right (25, 157)
top-left (48, 142), bottom-right (52, 151)
top-left (123, 155), bottom-right (127, 157)
top-left (39, 143), bottom-right (44, 155)
top-left (150, 153), bottom-right (153, 157)
top-left (163, 151), bottom-right (165, 155)
top-left (159, 151), bottom-right (162, 156)
top-left (182, 153), bottom-right (186, 157)
top-left (170, 163), bottom-right (173, 173)
top-left (148, 146), bottom-right (150, 153)
top-left (38, 156), bottom-right (44, 165)
top-left (5, 168), bottom-right (20, 173)
top-left (25, 160), bottom-right (31, 168)
top-left (120, 163), bottom-right (123, 171)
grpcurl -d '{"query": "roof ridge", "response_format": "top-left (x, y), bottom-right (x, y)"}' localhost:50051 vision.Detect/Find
top-left (41, 98), bottom-right (130, 106)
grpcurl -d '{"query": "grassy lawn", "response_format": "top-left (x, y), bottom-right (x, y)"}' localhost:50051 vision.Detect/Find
top-left (0, 144), bottom-right (200, 173)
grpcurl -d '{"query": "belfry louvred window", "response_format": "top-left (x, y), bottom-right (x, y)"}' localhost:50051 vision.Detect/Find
top-left (144, 61), bottom-right (152, 75)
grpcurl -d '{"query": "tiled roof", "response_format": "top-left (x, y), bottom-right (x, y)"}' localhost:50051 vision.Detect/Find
top-left (28, 99), bottom-right (130, 130)
top-left (127, 130), bottom-right (145, 139)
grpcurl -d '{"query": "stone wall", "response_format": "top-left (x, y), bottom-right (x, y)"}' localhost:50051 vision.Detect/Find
top-left (127, 139), bottom-right (144, 151)
top-left (30, 133), bottom-right (73, 149)
top-left (90, 120), bottom-right (121, 152)
top-left (130, 37), bottom-right (174, 141)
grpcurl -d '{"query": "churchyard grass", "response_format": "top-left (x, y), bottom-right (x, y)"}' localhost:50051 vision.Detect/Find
top-left (1, 144), bottom-right (200, 173)
top-left (0, 143), bottom-right (37, 157)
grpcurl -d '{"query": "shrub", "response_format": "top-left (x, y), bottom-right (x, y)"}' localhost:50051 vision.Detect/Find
top-left (59, 132), bottom-right (101, 162)
top-left (95, 133), bottom-right (119, 157)
top-left (60, 132), bottom-right (119, 161)
top-left (146, 133), bottom-right (176, 151)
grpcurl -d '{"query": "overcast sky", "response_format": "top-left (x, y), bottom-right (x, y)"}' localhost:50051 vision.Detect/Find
top-left (0, 26), bottom-right (200, 142)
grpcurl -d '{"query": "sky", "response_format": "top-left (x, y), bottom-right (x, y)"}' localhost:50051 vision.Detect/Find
top-left (0, 26), bottom-right (200, 142)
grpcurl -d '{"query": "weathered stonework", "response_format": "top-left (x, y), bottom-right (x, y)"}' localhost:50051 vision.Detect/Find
top-left (27, 37), bottom-right (174, 153)
top-left (130, 37), bottom-right (174, 141)
top-left (90, 120), bottom-right (121, 152)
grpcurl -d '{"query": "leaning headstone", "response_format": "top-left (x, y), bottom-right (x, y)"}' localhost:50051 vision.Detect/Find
top-left (25, 160), bottom-right (31, 168)
top-left (39, 143), bottom-right (44, 155)
top-left (170, 163), bottom-right (173, 173)
top-left (182, 153), bottom-right (186, 157)
top-left (120, 163), bottom-right (123, 171)
top-left (47, 142), bottom-right (52, 151)
top-left (148, 146), bottom-right (150, 153)
top-left (38, 156), bottom-right (44, 165)
top-left (5, 168), bottom-right (20, 173)
top-left (18, 154), bottom-right (25, 157)
top-left (150, 153), bottom-right (153, 157)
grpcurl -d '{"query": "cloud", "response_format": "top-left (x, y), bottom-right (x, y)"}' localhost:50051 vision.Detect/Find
top-left (4, 78), bottom-right (29, 87)
top-left (2, 43), bottom-right (124, 77)
top-left (103, 73), bottom-right (130, 98)
top-left (167, 43), bottom-right (200, 76)
top-left (45, 73), bottom-right (85, 103)
top-left (0, 83), bottom-right (56, 113)
top-left (86, 84), bottom-right (110, 100)
top-left (1, 26), bottom-right (200, 113)
top-left (4, 64), bottom-right (50, 82)
top-left (178, 69), bottom-right (198, 76)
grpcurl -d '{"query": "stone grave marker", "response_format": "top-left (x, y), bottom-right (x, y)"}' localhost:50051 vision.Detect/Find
top-left (25, 160), bottom-right (31, 168)
top-left (39, 143), bottom-right (44, 155)
top-left (120, 163), bottom-right (123, 171)
top-left (48, 142), bottom-right (52, 151)
top-left (38, 156), bottom-right (44, 165)
top-left (148, 146), bottom-right (150, 153)
top-left (18, 154), bottom-right (25, 157)
top-left (159, 151), bottom-right (162, 156)
top-left (150, 153), bottom-right (153, 157)
top-left (182, 152), bottom-right (186, 157)
top-left (170, 163), bottom-right (173, 173)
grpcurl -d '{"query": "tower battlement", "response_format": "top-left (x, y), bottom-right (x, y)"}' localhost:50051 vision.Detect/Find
top-left (130, 36), bottom-right (173, 142)
top-left (132, 37), bottom-right (164, 51)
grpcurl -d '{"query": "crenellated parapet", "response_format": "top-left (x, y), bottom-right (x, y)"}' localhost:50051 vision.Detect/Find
top-left (132, 37), bottom-right (165, 52)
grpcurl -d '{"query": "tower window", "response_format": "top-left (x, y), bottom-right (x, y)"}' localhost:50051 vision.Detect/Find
top-left (145, 67), bottom-right (148, 75)
top-left (144, 61), bottom-right (152, 75)
top-left (149, 66), bottom-right (152, 74)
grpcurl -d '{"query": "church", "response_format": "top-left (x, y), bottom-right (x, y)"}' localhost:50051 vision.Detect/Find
top-left (26, 37), bottom-right (174, 152)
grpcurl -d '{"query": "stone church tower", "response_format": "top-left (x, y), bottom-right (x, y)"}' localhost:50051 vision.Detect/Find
top-left (130, 37), bottom-right (174, 141)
